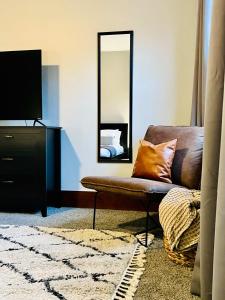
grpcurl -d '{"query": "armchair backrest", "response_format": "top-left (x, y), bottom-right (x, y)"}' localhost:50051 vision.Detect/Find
top-left (144, 125), bottom-right (204, 189)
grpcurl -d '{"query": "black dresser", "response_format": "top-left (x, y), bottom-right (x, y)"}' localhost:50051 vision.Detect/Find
top-left (0, 126), bottom-right (61, 216)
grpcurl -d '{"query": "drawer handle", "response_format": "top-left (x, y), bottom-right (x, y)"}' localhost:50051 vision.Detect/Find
top-left (4, 135), bottom-right (14, 139)
top-left (0, 180), bottom-right (14, 184)
top-left (1, 157), bottom-right (14, 161)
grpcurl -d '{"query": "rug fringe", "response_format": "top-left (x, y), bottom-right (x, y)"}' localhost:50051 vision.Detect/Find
top-left (112, 233), bottom-right (153, 300)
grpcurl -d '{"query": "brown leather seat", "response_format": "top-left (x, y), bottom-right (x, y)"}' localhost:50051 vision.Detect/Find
top-left (81, 125), bottom-right (204, 245)
top-left (81, 176), bottom-right (182, 198)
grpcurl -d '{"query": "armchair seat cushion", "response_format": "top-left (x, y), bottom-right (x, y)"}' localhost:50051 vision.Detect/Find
top-left (81, 176), bottom-right (182, 198)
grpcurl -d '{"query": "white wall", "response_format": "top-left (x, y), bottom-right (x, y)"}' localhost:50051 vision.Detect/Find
top-left (101, 51), bottom-right (129, 123)
top-left (0, 0), bottom-right (197, 190)
top-left (101, 34), bottom-right (130, 51)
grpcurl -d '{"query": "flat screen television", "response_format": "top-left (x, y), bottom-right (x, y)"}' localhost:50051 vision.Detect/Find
top-left (0, 49), bottom-right (42, 120)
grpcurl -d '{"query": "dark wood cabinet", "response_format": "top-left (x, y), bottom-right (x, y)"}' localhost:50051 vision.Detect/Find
top-left (0, 126), bottom-right (61, 217)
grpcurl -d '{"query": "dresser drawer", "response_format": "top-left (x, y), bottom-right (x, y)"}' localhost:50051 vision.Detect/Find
top-left (0, 175), bottom-right (43, 200)
top-left (0, 133), bottom-right (41, 152)
top-left (0, 152), bottom-right (39, 175)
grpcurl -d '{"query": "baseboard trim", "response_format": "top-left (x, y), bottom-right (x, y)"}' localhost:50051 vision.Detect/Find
top-left (61, 191), bottom-right (160, 212)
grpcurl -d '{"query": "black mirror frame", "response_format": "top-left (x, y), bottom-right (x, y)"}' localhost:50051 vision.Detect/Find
top-left (97, 30), bottom-right (133, 163)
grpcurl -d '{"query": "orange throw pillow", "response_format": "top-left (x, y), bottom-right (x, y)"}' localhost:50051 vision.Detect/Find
top-left (132, 139), bottom-right (177, 183)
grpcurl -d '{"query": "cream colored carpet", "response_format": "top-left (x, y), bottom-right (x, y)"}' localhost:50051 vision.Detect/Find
top-left (0, 225), bottom-right (153, 300)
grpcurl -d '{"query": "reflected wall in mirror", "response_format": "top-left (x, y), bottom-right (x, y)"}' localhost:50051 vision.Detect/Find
top-left (98, 31), bottom-right (133, 163)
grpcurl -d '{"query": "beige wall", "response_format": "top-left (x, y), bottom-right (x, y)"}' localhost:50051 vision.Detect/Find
top-left (0, 0), bottom-right (197, 190)
top-left (101, 51), bottom-right (129, 123)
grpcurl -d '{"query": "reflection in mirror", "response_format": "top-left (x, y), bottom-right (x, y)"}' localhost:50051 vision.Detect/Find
top-left (98, 31), bottom-right (133, 163)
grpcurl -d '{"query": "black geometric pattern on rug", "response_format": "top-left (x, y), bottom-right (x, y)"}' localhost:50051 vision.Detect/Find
top-left (0, 225), bottom-right (147, 300)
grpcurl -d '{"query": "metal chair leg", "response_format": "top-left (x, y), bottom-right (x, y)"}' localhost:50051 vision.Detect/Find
top-left (93, 192), bottom-right (98, 229)
top-left (134, 196), bottom-right (152, 247)
top-left (145, 211), bottom-right (150, 247)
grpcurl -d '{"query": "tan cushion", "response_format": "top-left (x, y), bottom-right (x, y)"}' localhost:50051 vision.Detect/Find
top-left (81, 176), bottom-right (182, 198)
top-left (132, 139), bottom-right (177, 183)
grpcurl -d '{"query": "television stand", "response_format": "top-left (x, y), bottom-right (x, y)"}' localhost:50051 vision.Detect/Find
top-left (33, 119), bottom-right (46, 127)
top-left (0, 126), bottom-right (61, 217)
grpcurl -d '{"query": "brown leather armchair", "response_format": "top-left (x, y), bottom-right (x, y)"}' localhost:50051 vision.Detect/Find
top-left (81, 125), bottom-right (204, 245)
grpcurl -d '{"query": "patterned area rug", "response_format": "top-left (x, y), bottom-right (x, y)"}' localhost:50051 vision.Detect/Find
top-left (0, 225), bottom-right (153, 300)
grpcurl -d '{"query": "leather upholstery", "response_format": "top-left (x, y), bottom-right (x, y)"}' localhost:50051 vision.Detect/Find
top-left (144, 126), bottom-right (204, 189)
top-left (81, 176), bottom-right (182, 198)
top-left (132, 139), bottom-right (177, 183)
top-left (81, 126), bottom-right (204, 200)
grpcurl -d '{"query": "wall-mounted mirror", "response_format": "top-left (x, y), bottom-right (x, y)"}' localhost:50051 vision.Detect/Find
top-left (98, 31), bottom-right (133, 163)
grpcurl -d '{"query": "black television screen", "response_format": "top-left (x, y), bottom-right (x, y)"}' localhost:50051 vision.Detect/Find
top-left (0, 49), bottom-right (42, 120)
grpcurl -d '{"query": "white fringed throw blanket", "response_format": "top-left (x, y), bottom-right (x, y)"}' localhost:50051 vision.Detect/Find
top-left (159, 188), bottom-right (200, 251)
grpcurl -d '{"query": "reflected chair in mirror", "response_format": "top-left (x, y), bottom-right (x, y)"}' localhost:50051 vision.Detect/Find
top-left (81, 125), bottom-right (204, 246)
